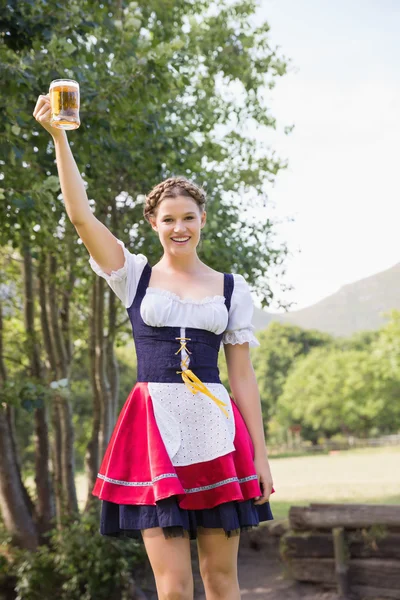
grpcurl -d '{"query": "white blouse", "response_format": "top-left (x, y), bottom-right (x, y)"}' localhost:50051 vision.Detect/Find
top-left (89, 238), bottom-right (260, 467)
top-left (88, 238), bottom-right (260, 348)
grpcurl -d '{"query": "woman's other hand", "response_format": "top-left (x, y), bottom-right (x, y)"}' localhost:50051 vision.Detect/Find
top-left (253, 453), bottom-right (274, 505)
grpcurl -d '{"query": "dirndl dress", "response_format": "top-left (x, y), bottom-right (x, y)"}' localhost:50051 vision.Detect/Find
top-left (89, 239), bottom-right (275, 542)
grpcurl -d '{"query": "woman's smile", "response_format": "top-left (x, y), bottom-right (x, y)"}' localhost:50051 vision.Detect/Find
top-left (171, 236), bottom-right (191, 245)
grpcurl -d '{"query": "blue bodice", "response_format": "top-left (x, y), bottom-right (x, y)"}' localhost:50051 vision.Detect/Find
top-left (127, 263), bottom-right (234, 384)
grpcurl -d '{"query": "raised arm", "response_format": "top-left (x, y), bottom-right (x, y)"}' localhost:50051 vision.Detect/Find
top-left (33, 94), bottom-right (123, 275)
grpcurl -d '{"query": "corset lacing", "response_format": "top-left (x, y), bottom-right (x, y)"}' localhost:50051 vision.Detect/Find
top-left (175, 337), bottom-right (229, 419)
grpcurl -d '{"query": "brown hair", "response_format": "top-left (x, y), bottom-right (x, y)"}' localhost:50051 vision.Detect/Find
top-left (144, 176), bottom-right (206, 222)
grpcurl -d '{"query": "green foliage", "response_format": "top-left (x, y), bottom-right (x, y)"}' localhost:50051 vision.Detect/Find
top-left (1, 0), bottom-right (292, 478)
top-left (8, 506), bottom-right (146, 600)
top-left (71, 343), bottom-right (138, 471)
top-left (14, 545), bottom-right (65, 600)
top-left (1, 0), bottom-right (291, 304)
top-left (0, 377), bottom-right (52, 474)
top-left (335, 329), bottom-right (380, 351)
top-left (276, 311), bottom-right (400, 437)
top-left (251, 322), bottom-right (332, 428)
top-left (0, 378), bottom-right (49, 411)
top-left (239, 313), bottom-right (400, 442)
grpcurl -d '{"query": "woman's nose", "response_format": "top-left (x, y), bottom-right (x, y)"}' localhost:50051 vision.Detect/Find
top-left (173, 221), bottom-right (186, 231)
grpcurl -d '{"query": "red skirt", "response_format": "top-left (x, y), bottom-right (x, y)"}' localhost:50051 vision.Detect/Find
top-left (92, 382), bottom-right (274, 510)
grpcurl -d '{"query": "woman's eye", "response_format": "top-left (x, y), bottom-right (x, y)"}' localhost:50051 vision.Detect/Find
top-left (163, 217), bottom-right (193, 222)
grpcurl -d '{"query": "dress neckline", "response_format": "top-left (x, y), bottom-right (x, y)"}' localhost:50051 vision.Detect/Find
top-left (146, 287), bottom-right (226, 306)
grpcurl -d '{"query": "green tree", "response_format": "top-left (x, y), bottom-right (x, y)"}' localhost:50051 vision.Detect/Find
top-left (277, 340), bottom-right (400, 438)
top-left (0, 0), bottom-right (291, 548)
top-left (368, 310), bottom-right (400, 430)
top-left (334, 329), bottom-right (380, 352)
top-left (251, 322), bottom-right (332, 428)
top-left (1, 0), bottom-right (290, 296)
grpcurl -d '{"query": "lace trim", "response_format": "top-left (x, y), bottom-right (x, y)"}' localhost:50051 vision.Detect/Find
top-left (88, 239), bottom-right (127, 282)
top-left (146, 287), bottom-right (226, 306)
top-left (222, 328), bottom-right (260, 347)
top-left (97, 472), bottom-right (257, 492)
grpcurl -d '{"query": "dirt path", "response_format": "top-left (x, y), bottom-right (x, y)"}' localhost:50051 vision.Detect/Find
top-left (193, 543), bottom-right (339, 600)
top-left (135, 534), bottom-right (339, 600)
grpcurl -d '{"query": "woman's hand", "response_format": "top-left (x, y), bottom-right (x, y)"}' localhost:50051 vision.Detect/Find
top-left (33, 94), bottom-right (65, 140)
top-left (253, 452), bottom-right (274, 506)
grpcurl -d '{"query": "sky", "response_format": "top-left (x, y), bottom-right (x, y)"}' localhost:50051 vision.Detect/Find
top-left (251, 0), bottom-right (400, 312)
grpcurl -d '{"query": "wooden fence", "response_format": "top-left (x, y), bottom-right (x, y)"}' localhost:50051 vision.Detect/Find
top-left (280, 503), bottom-right (400, 599)
top-left (269, 433), bottom-right (400, 456)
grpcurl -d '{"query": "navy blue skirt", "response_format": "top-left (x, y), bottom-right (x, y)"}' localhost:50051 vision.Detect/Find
top-left (100, 496), bottom-right (273, 543)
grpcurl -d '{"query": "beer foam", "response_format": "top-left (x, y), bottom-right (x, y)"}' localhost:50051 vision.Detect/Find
top-left (50, 79), bottom-right (79, 90)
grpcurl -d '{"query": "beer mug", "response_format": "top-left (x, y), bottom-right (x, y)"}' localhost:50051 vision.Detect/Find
top-left (49, 79), bottom-right (80, 130)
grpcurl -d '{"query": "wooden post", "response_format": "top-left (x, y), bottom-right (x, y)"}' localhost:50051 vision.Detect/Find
top-left (333, 527), bottom-right (351, 599)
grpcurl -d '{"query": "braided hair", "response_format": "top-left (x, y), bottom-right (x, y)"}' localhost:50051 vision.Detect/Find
top-left (144, 176), bottom-right (206, 222)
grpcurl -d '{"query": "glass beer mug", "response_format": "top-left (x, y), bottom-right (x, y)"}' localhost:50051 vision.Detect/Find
top-left (49, 79), bottom-right (80, 130)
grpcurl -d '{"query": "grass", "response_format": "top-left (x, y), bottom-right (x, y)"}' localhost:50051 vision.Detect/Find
top-left (268, 444), bottom-right (400, 520)
top-left (269, 441), bottom-right (400, 460)
top-left (72, 445), bottom-right (400, 519)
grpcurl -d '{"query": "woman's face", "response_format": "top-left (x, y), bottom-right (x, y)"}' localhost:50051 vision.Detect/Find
top-left (150, 195), bottom-right (206, 255)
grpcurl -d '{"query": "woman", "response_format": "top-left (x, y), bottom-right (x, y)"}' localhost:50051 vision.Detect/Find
top-left (33, 94), bottom-right (274, 600)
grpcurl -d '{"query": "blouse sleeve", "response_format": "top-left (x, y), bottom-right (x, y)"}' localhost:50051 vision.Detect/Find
top-left (222, 274), bottom-right (260, 347)
top-left (88, 238), bottom-right (148, 309)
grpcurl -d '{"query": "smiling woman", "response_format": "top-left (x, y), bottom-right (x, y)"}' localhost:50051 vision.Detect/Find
top-left (168, 218), bottom-right (194, 245)
top-left (84, 177), bottom-right (275, 597)
top-left (144, 178), bottom-right (207, 273)
top-left (87, 178), bottom-right (275, 540)
top-left (32, 85), bottom-right (275, 595)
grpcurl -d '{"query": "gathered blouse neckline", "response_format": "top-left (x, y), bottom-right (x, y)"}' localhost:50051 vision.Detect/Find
top-left (146, 286), bottom-right (226, 306)
top-left (146, 263), bottom-right (226, 305)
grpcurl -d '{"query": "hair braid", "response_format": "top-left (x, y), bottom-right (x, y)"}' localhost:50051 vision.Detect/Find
top-left (144, 176), bottom-right (206, 222)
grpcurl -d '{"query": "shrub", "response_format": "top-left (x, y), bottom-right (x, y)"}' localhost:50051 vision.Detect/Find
top-left (3, 506), bottom-right (146, 600)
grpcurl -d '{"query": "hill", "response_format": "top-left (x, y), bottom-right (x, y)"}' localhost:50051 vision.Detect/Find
top-left (252, 262), bottom-right (400, 337)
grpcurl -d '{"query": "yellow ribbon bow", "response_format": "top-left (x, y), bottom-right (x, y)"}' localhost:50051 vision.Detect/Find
top-left (175, 336), bottom-right (230, 419)
top-left (177, 368), bottom-right (230, 419)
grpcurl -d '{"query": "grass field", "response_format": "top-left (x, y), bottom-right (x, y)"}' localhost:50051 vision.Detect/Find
top-left (73, 445), bottom-right (400, 519)
top-left (267, 444), bottom-right (400, 519)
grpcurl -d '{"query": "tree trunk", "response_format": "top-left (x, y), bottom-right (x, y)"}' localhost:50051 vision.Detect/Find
top-left (107, 196), bottom-right (120, 423)
top-left (38, 254), bottom-right (57, 373)
top-left (106, 288), bottom-right (119, 425)
top-left (0, 300), bottom-right (38, 550)
top-left (95, 276), bottom-right (113, 458)
top-left (5, 404), bottom-right (36, 519)
top-left (60, 221), bottom-right (76, 365)
top-left (39, 254), bottom-right (63, 526)
top-left (50, 396), bottom-right (64, 524)
top-left (48, 254), bottom-right (78, 517)
top-left (84, 277), bottom-right (101, 511)
top-left (32, 404), bottom-right (56, 537)
top-left (84, 192), bottom-right (120, 509)
top-left (0, 409), bottom-right (39, 550)
top-left (59, 391), bottom-right (78, 516)
top-left (84, 272), bottom-right (117, 510)
top-left (23, 248), bottom-right (55, 538)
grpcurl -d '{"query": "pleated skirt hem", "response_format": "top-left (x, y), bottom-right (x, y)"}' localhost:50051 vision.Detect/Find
top-left (100, 495), bottom-right (273, 543)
